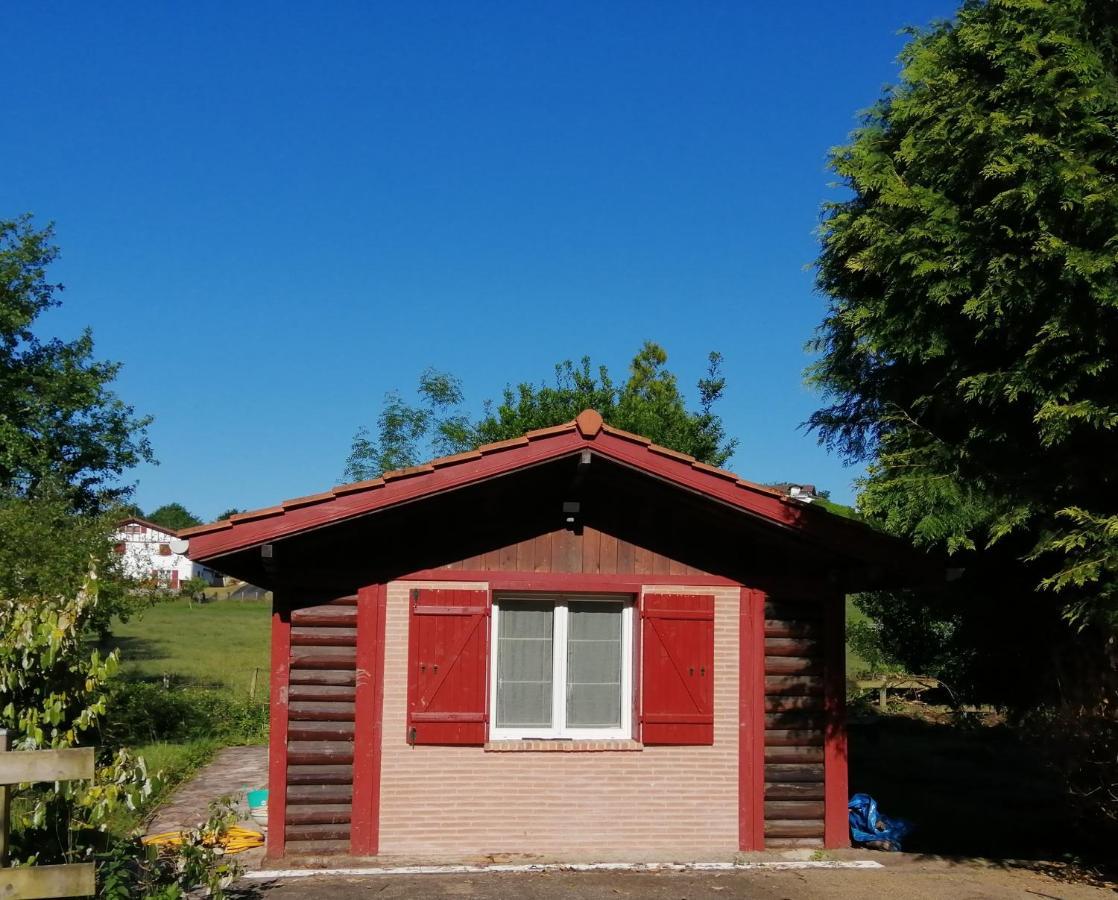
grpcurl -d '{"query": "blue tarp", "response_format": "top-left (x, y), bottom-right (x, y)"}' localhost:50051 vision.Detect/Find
top-left (848, 793), bottom-right (913, 851)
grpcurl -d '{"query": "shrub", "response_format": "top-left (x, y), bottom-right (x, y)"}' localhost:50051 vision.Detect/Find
top-left (101, 680), bottom-right (268, 747)
top-left (97, 797), bottom-right (244, 899)
top-left (1019, 706), bottom-right (1118, 855)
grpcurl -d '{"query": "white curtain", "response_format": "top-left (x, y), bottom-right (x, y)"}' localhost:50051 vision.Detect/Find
top-left (566, 602), bottom-right (622, 727)
top-left (496, 603), bottom-right (554, 727)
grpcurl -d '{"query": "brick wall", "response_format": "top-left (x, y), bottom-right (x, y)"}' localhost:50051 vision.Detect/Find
top-left (377, 581), bottom-right (740, 856)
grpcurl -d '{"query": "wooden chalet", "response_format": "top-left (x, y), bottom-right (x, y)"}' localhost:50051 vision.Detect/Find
top-left (182, 409), bottom-right (931, 860)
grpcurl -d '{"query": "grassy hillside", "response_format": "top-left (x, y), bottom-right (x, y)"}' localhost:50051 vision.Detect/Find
top-left (107, 597), bottom-right (271, 829)
top-left (113, 596), bottom-right (271, 694)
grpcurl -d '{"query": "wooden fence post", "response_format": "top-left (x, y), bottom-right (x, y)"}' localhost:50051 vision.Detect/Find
top-left (0, 730), bottom-right (9, 867)
top-left (0, 741), bottom-right (97, 898)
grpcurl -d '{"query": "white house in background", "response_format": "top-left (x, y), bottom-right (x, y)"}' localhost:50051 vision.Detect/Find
top-left (113, 516), bottom-right (221, 589)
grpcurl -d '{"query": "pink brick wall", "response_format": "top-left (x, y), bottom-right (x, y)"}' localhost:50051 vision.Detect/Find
top-left (377, 581), bottom-right (740, 857)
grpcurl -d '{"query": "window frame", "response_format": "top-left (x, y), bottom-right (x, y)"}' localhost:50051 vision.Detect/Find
top-left (489, 592), bottom-right (634, 741)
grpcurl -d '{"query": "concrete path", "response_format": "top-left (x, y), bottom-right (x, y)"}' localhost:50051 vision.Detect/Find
top-left (146, 745), bottom-right (267, 835)
top-left (233, 858), bottom-right (1114, 899)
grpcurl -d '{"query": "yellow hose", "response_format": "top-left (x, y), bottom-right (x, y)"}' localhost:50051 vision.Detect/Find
top-left (142, 825), bottom-right (265, 854)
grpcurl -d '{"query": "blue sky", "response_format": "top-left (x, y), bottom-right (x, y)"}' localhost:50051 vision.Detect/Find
top-left (4, 1), bottom-right (957, 519)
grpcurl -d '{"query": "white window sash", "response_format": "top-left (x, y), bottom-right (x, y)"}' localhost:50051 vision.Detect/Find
top-left (489, 593), bottom-right (632, 741)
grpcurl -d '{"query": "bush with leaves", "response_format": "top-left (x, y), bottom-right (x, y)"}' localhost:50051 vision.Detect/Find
top-left (1, 565), bottom-right (153, 863)
top-left (101, 680), bottom-right (269, 748)
top-left (97, 798), bottom-right (244, 900)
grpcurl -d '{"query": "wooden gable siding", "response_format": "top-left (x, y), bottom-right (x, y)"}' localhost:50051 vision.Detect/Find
top-left (283, 595), bottom-right (358, 853)
top-left (762, 596), bottom-right (826, 847)
top-left (436, 525), bottom-right (711, 577)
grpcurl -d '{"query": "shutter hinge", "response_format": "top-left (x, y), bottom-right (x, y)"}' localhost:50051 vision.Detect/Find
top-left (407, 726), bottom-right (417, 744)
top-left (410, 588), bottom-right (419, 609)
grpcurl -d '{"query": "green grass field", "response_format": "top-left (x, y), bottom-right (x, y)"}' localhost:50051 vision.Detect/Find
top-left (107, 597), bottom-right (271, 830)
top-left (113, 596), bottom-right (271, 694)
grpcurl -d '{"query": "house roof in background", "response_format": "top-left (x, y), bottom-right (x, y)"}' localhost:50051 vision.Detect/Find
top-left (117, 515), bottom-right (181, 537)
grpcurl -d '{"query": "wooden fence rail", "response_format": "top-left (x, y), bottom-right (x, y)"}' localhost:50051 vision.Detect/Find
top-left (0, 729), bottom-right (96, 899)
top-left (853, 675), bottom-right (942, 709)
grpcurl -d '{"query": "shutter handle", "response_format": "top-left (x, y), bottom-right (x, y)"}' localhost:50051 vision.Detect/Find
top-left (689, 666), bottom-right (694, 676)
top-left (701, 666), bottom-right (706, 677)
top-left (420, 663), bottom-right (426, 672)
top-left (432, 664), bottom-right (438, 673)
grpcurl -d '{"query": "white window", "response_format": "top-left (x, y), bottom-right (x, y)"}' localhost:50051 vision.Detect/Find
top-left (490, 594), bottom-right (633, 740)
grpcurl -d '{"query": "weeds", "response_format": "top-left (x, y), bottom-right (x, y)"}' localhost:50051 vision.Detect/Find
top-left (101, 679), bottom-right (268, 747)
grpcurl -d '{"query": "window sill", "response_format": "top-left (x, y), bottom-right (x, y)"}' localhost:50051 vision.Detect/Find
top-left (484, 739), bottom-right (643, 753)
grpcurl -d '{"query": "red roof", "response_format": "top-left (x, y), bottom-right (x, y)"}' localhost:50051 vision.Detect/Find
top-left (183, 409), bottom-right (907, 568)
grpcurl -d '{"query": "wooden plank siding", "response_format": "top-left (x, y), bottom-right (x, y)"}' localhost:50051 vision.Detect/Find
top-left (284, 595), bottom-right (358, 854)
top-left (437, 526), bottom-right (711, 577)
top-left (763, 598), bottom-right (826, 847)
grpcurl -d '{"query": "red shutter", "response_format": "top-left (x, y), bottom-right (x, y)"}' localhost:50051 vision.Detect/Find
top-left (407, 588), bottom-right (490, 745)
top-left (640, 593), bottom-right (715, 745)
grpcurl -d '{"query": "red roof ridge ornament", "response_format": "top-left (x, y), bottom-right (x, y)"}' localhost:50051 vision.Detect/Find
top-left (575, 408), bottom-right (604, 438)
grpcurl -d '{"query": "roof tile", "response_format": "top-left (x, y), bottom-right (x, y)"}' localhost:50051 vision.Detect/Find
top-left (179, 519), bottom-right (233, 536)
top-left (282, 490), bottom-right (338, 510)
top-left (229, 506), bottom-right (285, 524)
top-left (479, 435), bottom-right (531, 454)
top-left (648, 444), bottom-right (696, 464)
top-left (600, 424), bottom-right (652, 446)
top-left (332, 477), bottom-right (386, 496)
top-left (736, 478), bottom-right (786, 498)
top-left (691, 461), bottom-right (741, 482)
top-left (574, 409), bottom-right (604, 437)
top-left (429, 448), bottom-right (484, 467)
top-left (382, 463), bottom-right (436, 482)
top-left (525, 422), bottom-right (577, 441)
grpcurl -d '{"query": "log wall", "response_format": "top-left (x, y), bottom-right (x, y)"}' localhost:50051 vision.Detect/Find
top-left (763, 598), bottom-right (826, 847)
top-left (283, 596), bottom-right (358, 853)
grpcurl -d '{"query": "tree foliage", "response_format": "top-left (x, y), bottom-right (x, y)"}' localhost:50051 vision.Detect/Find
top-left (0, 216), bottom-right (152, 512)
top-left (808, 0), bottom-right (1118, 701)
top-left (145, 502), bottom-right (202, 532)
top-left (0, 217), bottom-right (162, 870)
top-left (343, 342), bottom-right (736, 482)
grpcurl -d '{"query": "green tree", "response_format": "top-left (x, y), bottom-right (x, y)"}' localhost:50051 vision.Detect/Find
top-left (215, 507), bottom-right (242, 521)
top-left (343, 369), bottom-right (471, 481)
top-left (477, 342), bottom-right (736, 465)
top-left (0, 491), bottom-right (142, 639)
top-left (343, 342), bottom-right (736, 482)
top-left (0, 216), bottom-right (152, 512)
top-left (0, 217), bottom-right (160, 868)
top-left (145, 502), bottom-right (202, 531)
top-left (807, 0), bottom-right (1118, 700)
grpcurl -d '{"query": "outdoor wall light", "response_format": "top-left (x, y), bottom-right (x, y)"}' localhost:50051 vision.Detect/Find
top-left (562, 500), bottom-right (580, 524)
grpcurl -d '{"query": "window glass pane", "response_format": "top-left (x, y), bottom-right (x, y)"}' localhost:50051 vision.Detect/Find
top-left (496, 603), bottom-right (553, 728)
top-left (566, 602), bottom-right (622, 727)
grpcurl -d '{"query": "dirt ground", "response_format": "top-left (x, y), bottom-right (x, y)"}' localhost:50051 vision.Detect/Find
top-left (232, 857), bottom-right (1115, 900)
